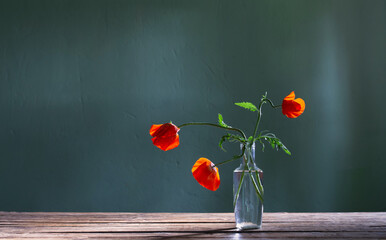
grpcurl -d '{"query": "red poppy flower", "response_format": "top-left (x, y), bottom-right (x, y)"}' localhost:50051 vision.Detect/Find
top-left (149, 123), bottom-right (180, 151)
top-left (282, 91), bottom-right (305, 118)
top-left (191, 158), bottom-right (220, 191)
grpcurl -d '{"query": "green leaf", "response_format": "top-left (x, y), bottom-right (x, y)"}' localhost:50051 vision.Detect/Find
top-left (281, 144), bottom-right (291, 155)
top-left (218, 133), bottom-right (231, 152)
top-left (234, 102), bottom-right (258, 112)
top-left (218, 133), bottom-right (247, 152)
top-left (218, 113), bottom-right (230, 128)
top-left (270, 140), bottom-right (276, 149)
top-left (229, 134), bottom-right (246, 143)
top-left (260, 135), bottom-right (292, 156)
top-left (275, 139), bottom-right (291, 155)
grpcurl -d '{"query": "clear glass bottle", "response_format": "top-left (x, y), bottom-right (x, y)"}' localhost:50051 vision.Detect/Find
top-left (233, 143), bottom-right (263, 230)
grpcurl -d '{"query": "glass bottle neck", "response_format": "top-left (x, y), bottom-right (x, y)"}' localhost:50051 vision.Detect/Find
top-left (240, 143), bottom-right (258, 169)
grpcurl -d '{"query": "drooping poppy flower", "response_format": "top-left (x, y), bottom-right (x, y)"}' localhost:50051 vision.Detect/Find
top-left (282, 91), bottom-right (305, 118)
top-left (149, 123), bottom-right (180, 151)
top-left (191, 158), bottom-right (220, 191)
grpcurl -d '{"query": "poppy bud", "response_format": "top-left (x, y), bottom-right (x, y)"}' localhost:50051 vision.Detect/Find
top-left (282, 91), bottom-right (305, 118)
top-left (149, 123), bottom-right (180, 151)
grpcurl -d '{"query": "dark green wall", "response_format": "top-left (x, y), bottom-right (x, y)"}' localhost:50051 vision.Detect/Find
top-left (0, 0), bottom-right (385, 212)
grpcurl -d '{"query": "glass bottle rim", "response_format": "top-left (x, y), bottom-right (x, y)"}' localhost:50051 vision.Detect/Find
top-left (240, 142), bottom-right (255, 149)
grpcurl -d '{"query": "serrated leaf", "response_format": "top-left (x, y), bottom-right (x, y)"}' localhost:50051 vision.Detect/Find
top-left (218, 113), bottom-right (224, 126)
top-left (234, 102), bottom-right (258, 112)
top-left (218, 133), bottom-right (247, 152)
top-left (229, 134), bottom-right (245, 143)
top-left (261, 135), bottom-right (292, 156)
top-left (218, 113), bottom-right (230, 128)
top-left (281, 144), bottom-right (291, 155)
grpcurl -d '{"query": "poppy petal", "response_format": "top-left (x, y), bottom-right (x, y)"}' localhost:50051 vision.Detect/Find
top-left (192, 158), bottom-right (220, 191)
top-left (164, 134), bottom-right (180, 151)
top-left (153, 123), bottom-right (180, 138)
top-left (149, 124), bottom-right (163, 136)
top-left (191, 157), bottom-right (208, 172)
top-left (283, 91), bottom-right (295, 101)
top-left (152, 134), bottom-right (179, 151)
top-left (294, 98), bottom-right (305, 112)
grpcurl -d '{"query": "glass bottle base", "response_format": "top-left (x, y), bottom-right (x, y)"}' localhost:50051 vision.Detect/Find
top-left (236, 222), bottom-right (261, 230)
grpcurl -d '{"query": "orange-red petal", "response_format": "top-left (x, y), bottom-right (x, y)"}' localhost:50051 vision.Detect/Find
top-left (192, 158), bottom-right (220, 191)
top-left (150, 123), bottom-right (179, 137)
top-left (283, 91), bottom-right (295, 101)
top-left (152, 134), bottom-right (180, 151)
top-left (282, 91), bottom-right (305, 118)
top-left (149, 124), bottom-right (163, 136)
top-left (150, 123), bottom-right (180, 151)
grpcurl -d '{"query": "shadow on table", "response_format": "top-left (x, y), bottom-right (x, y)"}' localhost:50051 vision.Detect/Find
top-left (152, 227), bottom-right (255, 239)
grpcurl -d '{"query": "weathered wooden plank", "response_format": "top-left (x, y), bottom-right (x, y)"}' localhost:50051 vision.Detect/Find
top-left (1, 219), bottom-right (382, 227)
top-left (0, 212), bottom-right (385, 239)
top-left (0, 226), bottom-right (385, 236)
top-left (0, 212), bottom-right (233, 223)
top-left (1, 212), bottom-right (384, 222)
top-left (1, 231), bottom-right (386, 239)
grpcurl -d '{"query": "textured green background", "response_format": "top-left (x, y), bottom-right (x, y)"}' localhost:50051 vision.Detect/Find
top-left (0, 0), bottom-right (385, 212)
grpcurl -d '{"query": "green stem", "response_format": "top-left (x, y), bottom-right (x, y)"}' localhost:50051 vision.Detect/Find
top-left (233, 157), bottom-right (247, 208)
top-left (256, 171), bottom-right (264, 196)
top-left (178, 122), bottom-right (247, 140)
top-left (251, 98), bottom-right (281, 141)
top-left (178, 122), bottom-right (247, 167)
top-left (249, 170), bottom-right (264, 203)
top-left (214, 145), bottom-right (245, 167)
top-left (234, 145), bottom-right (264, 208)
top-left (248, 146), bottom-right (264, 196)
top-left (252, 100), bottom-right (265, 141)
top-left (265, 98), bottom-right (281, 109)
top-left (247, 153), bottom-right (264, 203)
top-left (233, 146), bottom-right (249, 207)
top-left (242, 146), bottom-right (264, 203)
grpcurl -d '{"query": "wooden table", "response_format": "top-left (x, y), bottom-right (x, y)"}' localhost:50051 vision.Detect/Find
top-left (0, 212), bottom-right (385, 239)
